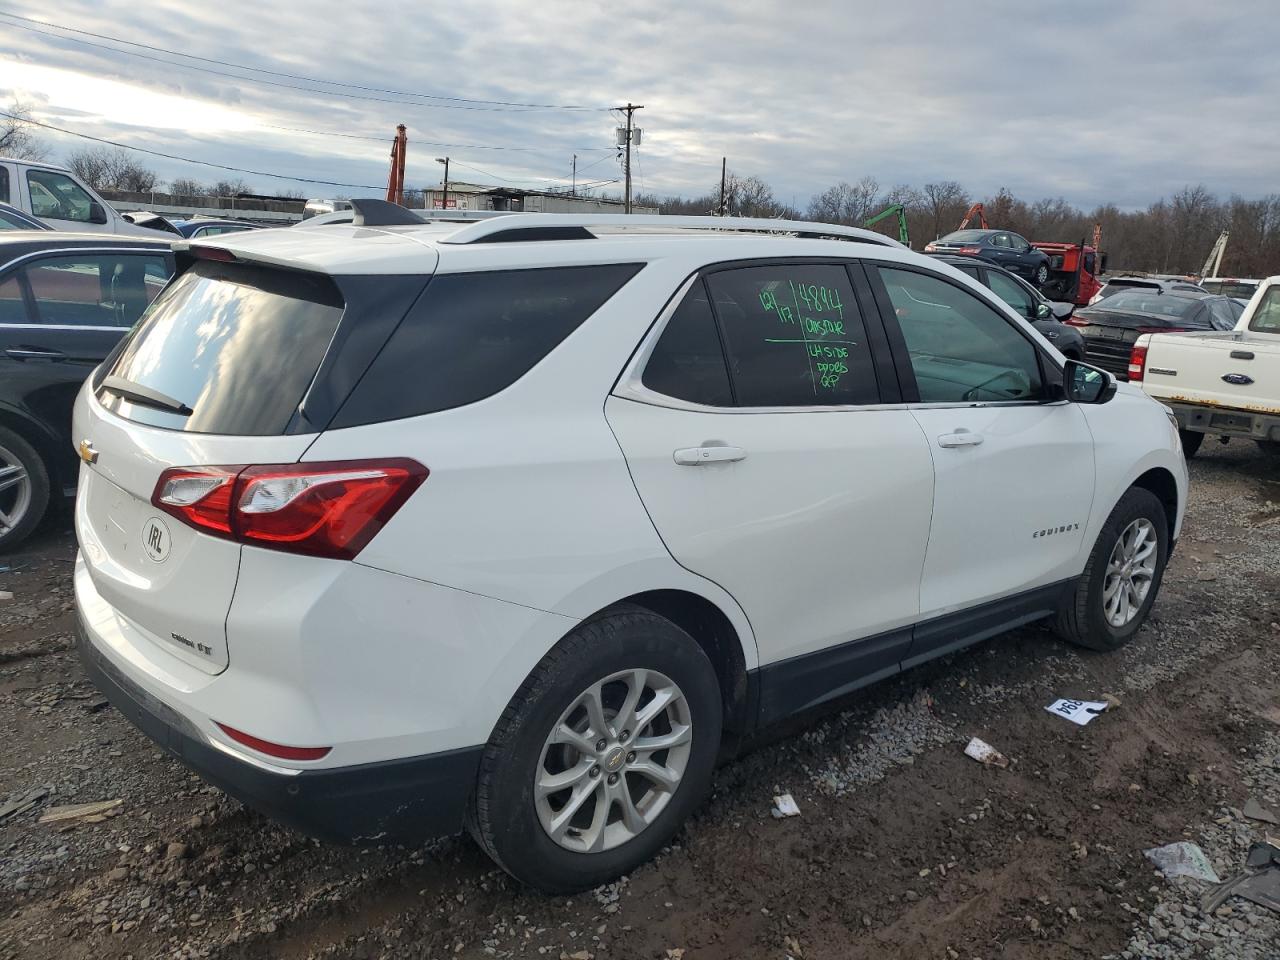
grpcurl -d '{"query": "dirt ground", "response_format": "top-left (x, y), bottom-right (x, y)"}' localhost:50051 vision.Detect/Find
top-left (2, 442), bottom-right (1279, 960)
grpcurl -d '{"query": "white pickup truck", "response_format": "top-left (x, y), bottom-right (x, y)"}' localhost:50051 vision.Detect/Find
top-left (0, 156), bottom-right (153, 235)
top-left (1132, 276), bottom-right (1280, 458)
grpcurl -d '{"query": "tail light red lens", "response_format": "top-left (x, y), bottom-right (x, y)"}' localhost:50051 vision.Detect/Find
top-left (1064, 317), bottom-right (1090, 327)
top-left (957, 246), bottom-right (982, 255)
top-left (1129, 343), bottom-right (1148, 381)
top-left (152, 458), bottom-right (427, 560)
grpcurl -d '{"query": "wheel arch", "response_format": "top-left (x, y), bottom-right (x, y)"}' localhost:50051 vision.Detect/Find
top-left (0, 406), bottom-right (66, 494)
top-left (1130, 466), bottom-right (1180, 545)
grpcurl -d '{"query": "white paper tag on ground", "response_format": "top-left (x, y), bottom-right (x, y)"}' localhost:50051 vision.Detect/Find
top-left (1046, 698), bottom-right (1110, 726)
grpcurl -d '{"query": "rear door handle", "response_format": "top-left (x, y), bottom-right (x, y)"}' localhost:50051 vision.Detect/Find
top-left (938, 431), bottom-right (984, 448)
top-left (673, 444), bottom-right (747, 466)
top-left (5, 347), bottom-right (66, 362)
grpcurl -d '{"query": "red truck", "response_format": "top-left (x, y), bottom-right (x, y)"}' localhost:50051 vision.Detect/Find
top-left (1031, 241), bottom-right (1104, 306)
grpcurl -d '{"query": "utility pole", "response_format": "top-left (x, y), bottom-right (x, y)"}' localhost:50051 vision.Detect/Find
top-left (436, 157), bottom-right (450, 209)
top-left (572, 154), bottom-right (577, 197)
top-left (719, 157), bottom-right (727, 216)
top-left (614, 103), bottom-right (643, 214)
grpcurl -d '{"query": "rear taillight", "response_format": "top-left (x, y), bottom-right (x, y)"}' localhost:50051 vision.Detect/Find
top-left (152, 458), bottom-right (427, 560)
top-left (923, 243), bottom-right (937, 252)
top-left (1064, 317), bottom-right (1089, 327)
top-left (1129, 343), bottom-right (1148, 381)
top-left (957, 246), bottom-right (981, 255)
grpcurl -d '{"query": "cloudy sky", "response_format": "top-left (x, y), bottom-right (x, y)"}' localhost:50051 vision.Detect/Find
top-left (0, 0), bottom-right (1276, 210)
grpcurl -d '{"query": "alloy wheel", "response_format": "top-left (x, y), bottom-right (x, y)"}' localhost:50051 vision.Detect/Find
top-left (0, 442), bottom-right (32, 541)
top-left (535, 668), bottom-right (692, 853)
top-left (1102, 518), bottom-right (1157, 627)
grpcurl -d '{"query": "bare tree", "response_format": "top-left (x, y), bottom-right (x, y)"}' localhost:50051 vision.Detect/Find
top-left (805, 176), bottom-right (881, 225)
top-left (212, 178), bottom-right (254, 197)
top-left (921, 181), bottom-right (969, 240)
top-left (0, 101), bottom-right (48, 161)
top-left (67, 147), bottom-right (158, 192)
top-left (719, 171), bottom-right (796, 219)
top-left (168, 178), bottom-right (209, 198)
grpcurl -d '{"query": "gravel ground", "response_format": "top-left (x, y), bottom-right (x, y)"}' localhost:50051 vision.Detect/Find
top-left (2, 440), bottom-right (1279, 960)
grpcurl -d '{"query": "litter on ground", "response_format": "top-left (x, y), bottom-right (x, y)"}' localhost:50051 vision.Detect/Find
top-left (1045, 698), bottom-right (1110, 726)
top-left (1144, 841), bottom-right (1221, 883)
top-left (963, 737), bottom-right (1009, 768)
top-left (771, 793), bottom-right (801, 818)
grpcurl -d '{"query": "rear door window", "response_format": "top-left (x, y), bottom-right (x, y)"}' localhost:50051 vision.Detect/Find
top-left (703, 264), bottom-right (879, 406)
top-left (642, 282), bottom-right (733, 406)
top-left (0, 274), bottom-right (29, 324)
top-left (986, 270), bottom-right (1037, 319)
top-left (101, 261), bottom-right (344, 435)
top-left (332, 263), bottom-right (642, 427)
top-left (24, 253), bottom-right (169, 327)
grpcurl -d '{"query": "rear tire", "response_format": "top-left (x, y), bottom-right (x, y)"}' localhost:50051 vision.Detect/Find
top-left (1179, 430), bottom-right (1204, 459)
top-left (0, 425), bottom-right (50, 553)
top-left (1054, 487), bottom-right (1168, 652)
top-left (468, 607), bottom-right (722, 893)
top-left (1258, 440), bottom-right (1280, 458)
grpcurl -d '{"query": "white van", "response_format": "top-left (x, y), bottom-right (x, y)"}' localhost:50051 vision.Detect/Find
top-left (0, 156), bottom-right (153, 235)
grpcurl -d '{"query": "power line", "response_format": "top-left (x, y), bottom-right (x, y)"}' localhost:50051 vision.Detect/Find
top-left (0, 11), bottom-right (609, 113)
top-left (263, 123), bottom-right (615, 158)
top-left (1, 111), bottom-right (386, 190)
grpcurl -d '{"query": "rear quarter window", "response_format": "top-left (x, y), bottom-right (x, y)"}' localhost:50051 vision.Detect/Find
top-left (331, 263), bottom-right (642, 427)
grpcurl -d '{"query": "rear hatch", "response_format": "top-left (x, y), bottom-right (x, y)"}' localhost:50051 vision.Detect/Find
top-left (74, 258), bottom-right (354, 674)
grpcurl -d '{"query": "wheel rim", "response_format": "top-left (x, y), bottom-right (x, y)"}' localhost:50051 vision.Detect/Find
top-left (0, 442), bottom-right (32, 540)
top-left (535, 668), bottom-right (692, 853)
top-left (1102, 518), bottom-right (1157, 627)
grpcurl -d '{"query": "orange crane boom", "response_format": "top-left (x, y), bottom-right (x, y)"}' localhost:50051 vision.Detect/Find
top-left (385, 124), bottom-right (407, 206)
top-left (956, 203), bottom-right (989, 230)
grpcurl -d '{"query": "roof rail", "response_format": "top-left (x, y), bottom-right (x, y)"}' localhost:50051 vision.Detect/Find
top-left (438, 214), bottom-right (904, 247)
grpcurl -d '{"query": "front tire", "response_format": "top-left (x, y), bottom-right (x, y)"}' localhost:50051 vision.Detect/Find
top-left (1033, 263), bottom-right (1050, 285)
top-left (1054, 487), bottom-right (1168, 651)
top-left (0, 425), bottom-right (50, 553)
top-left (1180, 430), bottom-right (1204, 459)
top-left (468, 607), bottom-right (722, 892)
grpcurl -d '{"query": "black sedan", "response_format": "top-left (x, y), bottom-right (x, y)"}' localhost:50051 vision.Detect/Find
top-left (0, 232), bottom-right (175, 550)
top-left (1067, 289), bottom-right (1244, 380)
top-left (929, 254), bottom-right (1086, 360)
top-left (924, 229), bottom-right (1053, 286)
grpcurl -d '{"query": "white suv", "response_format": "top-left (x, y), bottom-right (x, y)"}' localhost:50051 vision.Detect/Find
top-left (74, 205), bottom-right (1187, 892)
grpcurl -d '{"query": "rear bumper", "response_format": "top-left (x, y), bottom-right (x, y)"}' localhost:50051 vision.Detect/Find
top-left (1163, 400), bottom-right (1280, 441)
top-left (76, 617), bottom-right (481, 843)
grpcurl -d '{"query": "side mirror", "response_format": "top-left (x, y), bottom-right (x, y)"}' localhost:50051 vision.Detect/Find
top-left (1050, 301), bottom-right (1075, 320)
top-left (88, 201), bottom-right (109, 225)
top-left (1064, 359), bottom-right (1116, 404)
top-left (1035, 302), bottom-right (1051, 320)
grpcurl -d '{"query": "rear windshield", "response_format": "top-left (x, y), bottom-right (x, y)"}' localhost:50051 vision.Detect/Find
top-left (1100, 291), bottom-right (1200, 317)
top-left (1100, 279), bottom-right (1158, 297)
top-left (1250, 287), bottom-right (1280, 334)
top-left (99, 261), bottom-right (344, 435)
top-left (1201, 280), bottom-right (1257, 299)
top-left (940, 230), bottom-right (989, 243)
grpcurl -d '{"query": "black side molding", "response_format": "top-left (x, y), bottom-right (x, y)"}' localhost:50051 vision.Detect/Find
top-left (350, 198), bottom-right (426, 227)
top-left (1230, 350), bottom-right (1255, 361)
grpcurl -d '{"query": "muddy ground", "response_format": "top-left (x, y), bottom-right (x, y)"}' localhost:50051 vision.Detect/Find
top-left (2, 442), bottom-right (1279, 960)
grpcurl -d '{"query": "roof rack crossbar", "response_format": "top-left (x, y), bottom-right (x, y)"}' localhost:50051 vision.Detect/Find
top-left (437, 214), bottom-right (904, 247)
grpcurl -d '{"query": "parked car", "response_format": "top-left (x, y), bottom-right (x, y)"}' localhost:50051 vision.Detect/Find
top-left (74, 206), bottom-right (1186, 892)
top-left (929, 254), bottom-right (1086, 360)
top-left (169, 218), bottom-right (263, 239)
top-left (923, 229), bottom-right (1053, 286)
top-left (1089, 275), bottom-right (1203, 304)
top-left (1068, 289), bottom-right (1243, 380)
top-left (1132, 275), bottom-right (1280, 458)
top-left (1199, 277), bottom-right (1260, 299)
top-left (0, 157), bottom-right (156, 235)
top-left (0, 233), bottom-right (174, 550)
top-left (0, 201), bottom-right (52, 231)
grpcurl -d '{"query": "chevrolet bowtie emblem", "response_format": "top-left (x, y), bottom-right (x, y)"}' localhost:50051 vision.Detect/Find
top-left (79, 439), bottom-right (98, 464)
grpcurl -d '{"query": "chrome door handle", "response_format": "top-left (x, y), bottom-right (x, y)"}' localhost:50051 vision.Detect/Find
top-left (938, 431), bottom-right (984, 448)
top-left (673, 444), bottom-right (747, 466)
top-left (5, 347), bottom-right (66, 362)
